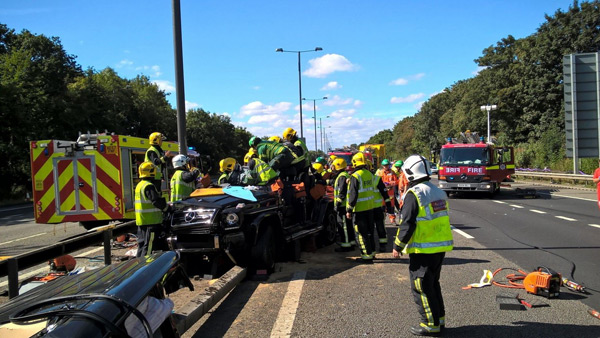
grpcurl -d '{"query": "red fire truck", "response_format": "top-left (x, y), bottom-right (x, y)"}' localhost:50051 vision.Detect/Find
top-left (328, 147), bottom-right (358, 171)
top-left (30, 132), bottom-right (180, 229)
top-left (437, 131), bottom-right (514, 195)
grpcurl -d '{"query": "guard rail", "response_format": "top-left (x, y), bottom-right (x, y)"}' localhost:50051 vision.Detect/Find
top-left (0, 221), bottom-right (136, 298)
top-left (512, 171), bottom-right (594, 186)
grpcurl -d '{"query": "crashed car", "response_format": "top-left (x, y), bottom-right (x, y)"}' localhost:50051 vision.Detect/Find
top-left (166, 181), bottom-right (337, 271)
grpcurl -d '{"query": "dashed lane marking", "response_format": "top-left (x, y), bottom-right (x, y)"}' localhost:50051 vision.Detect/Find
top-left (555, 216), bottom-right (577, 222)
top-left (0, 232), bottom-right (47, 246)
top-left (530, 209), bottom-right (547, 214)
top-left (509, 204), bottom-right (524, 208)
top-left (589, 224), bottom-right (600, 229)
top-left (270, 270), bottom-right (307, 338)
top-left (537, 192), bottom-right (596, 203)
top-left (493, 200), bottom-right (507, 204)
top-left (451, 226), bottom-right (474, 239)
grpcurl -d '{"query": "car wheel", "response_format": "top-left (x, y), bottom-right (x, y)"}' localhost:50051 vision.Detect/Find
top-left (317, 208), bottom-right (337, 247)
top-left (251, 226), bottom-right (275, 271)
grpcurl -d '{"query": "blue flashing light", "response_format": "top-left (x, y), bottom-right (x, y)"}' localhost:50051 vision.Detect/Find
top-left (188, 146), bottom-right (196, 150)
top-left (100, 144), bottom-right (105, 153)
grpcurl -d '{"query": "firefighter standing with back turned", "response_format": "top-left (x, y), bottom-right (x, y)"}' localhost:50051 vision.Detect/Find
top-left (145, 132), bottom-right (173, 191)
top-left (135, 162), bottom-right (170, 257)
top-left (392, 155), bottom-right (453, 336)
top-left (372, 168), bottom-right (394, 253)
top-left (346, 152), bottom-right (376, 263)
top-left (332, 158), bottom-right (356, 251)
top-left (170, 155), bottom-right (200, 202)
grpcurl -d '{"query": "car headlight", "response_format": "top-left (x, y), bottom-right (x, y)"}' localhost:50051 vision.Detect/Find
top-left (173, 207), bottom-right (216, 226)
top-left (223, 212), bottom-right (241, 229)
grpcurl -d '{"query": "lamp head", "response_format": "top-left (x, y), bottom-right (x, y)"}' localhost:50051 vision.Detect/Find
top-left (315, 47), bottom-right (323, 51)
top-left (275, 48), bottom-right (283, 52)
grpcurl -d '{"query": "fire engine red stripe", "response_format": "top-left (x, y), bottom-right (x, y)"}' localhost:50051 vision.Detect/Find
top-left (37, 198), bottom-right (57, 223)
top-left (57, 160), bottom-right (71, 176)
top-left (31, 142), bottom-right (54, 172)
top-left (59, 177), bottom-right (75, 204)
top-left (96, 166), bottom-right (121, 196)
top-left (97, 192), bottom-right (121, 218)
top-left (98, 147), bottom-right (121, 170)
top-left (78, 158), bottom-right (92, 173)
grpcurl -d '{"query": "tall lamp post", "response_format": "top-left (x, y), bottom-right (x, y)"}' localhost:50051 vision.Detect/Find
top-left (303, 96), bottom-right (327, 151)
top-left (320, 116), bottom-right (330, 152)
top-left (480, 104), bottom-right (497, 143)
top-left (275, 47), bottom-right (323, 138)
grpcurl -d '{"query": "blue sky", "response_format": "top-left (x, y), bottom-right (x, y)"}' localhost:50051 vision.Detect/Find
top-left (2, 1), bottom-right (576, 150)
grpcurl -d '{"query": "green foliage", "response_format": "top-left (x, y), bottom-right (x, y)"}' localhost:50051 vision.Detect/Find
top-left (372, 1), bottom-right (600, 171)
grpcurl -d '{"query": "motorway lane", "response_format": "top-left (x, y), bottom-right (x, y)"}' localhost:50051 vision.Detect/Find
top-left (447, 181), bottom-right (600, 309)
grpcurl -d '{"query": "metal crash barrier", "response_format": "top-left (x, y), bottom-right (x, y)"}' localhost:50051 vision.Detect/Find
top-left (513, 171), bottom-right (593, 186)
top-left (0, 221), bottom-right (137, 299)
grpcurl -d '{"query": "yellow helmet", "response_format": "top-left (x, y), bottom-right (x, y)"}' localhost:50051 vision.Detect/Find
top-left (283, 127), bottom-right (297, 141)
top-left (269, 135), bottom-right (282, 143)
top-left (139, 161), bottom-right (157, 178)
top-left (351, 152), bottom-right (367, 167)
top-left (149, 132), bottom-right (165, 146)
top-left (244, 150), bottom-right (257, 164)
top-left (329, 154), bottom-right (337, 160)
top-left (332, 158), bottom-right (347, 171)
top-left (312, 162), bottom-right (324, 174)
top-left (219, 157), bottom-right (237, 173)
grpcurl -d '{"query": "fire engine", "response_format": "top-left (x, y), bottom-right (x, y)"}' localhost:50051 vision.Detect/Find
top-left (437, 131), bottom-right (514, 195)
top-left (359, 144), bottom-right (385, 168)
top-left (30, 132), bottom-right (179, 229)
top-left (328, 147), bottom-right (357, 171)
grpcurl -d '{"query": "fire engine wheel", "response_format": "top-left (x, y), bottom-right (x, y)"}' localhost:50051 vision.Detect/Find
top-left (251, 226), bottom-right (276, 271)
top-left (79, 220), bottom-right (109, 230)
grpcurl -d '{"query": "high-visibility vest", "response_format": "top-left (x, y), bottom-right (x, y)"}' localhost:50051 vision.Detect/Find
top-left (294, 139), bottom-right (310, 167)
top-left (218, 172), bottom-right (229, 185)
top-left (144, 146), bottom-right (164, 180)
top-left (334, 171), bottom-right (350, 205)
top-left (404, 181), bottom-right (453, 254)
top-left (135, 180), bottom-right (163, 226)
top-left (257, 141), bottom-right (293, 162)
top-left (348, 169), bottom-right (374, 212)
top-left (170, 170), bottom-right (194, 202)
top-left (373, 175), bottom-right (384, 207)
top-left (252, 158), bottom-right (278, 185)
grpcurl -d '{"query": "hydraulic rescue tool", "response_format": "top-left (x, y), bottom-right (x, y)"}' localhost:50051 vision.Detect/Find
top-left (523, 266), bottom-right (561, 298)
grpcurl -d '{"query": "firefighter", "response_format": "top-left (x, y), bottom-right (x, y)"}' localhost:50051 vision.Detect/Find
top-left (381, 159), bottom-right (399, 223)
top-left (282, 127), bottom-right (311, 174)
top-left (396, 160), bottom-right (409, 209)
top-left (170, 155), bottom-right (201, 202)
top-left (249, 136), bottom-right (297, 179)
top-left (145, 132), bottom-right (173, 191)
top-left (134, 162), bottom-right (170, 257)
top-left (244, 148), bottom-right (257, 165)
top-left (372, 170), bottom-right (394, 252)
top-left (375, 159), bottom-right (390, 177)
top-left (346, 152), bottom-right (376, 263)
top-left (269, 135), bottom-right (282, 143)
top-left (332, 158), bottom-right (356, 252)
top-left (218, 157), bottom-right (244, 185)
top-left (245, 157), bottom-right (279, 186)
top-left (392, 155), bottom-right (453, 336)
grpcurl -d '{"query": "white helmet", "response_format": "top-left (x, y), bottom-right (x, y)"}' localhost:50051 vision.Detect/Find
top-left (172, 154), bottom-right (189, 168)
top-left (402, 155), bottom-right (431, 181)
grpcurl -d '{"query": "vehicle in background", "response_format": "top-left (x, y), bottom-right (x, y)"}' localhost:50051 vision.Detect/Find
top-left (29, 132), bottom-right (180, 230)
top-left (437, 130), bottom-right (514, 195)
top-left (328, 148), bottom-right (357, 171)
top-left (359, 144), bottom-right (385, 169)
top-left (429, 161), bottom-right (439, 175)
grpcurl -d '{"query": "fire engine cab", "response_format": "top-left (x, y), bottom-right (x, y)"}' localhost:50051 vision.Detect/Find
top-left (30, 132), bottom-right (179, 229)
top-left (437, 131), bottom-right (514, 195)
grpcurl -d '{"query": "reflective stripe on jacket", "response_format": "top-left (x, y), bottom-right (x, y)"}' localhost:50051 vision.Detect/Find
top-left (373, 175), bottom-right (383, 206)
top-left (144, 146), bottom-right (164, 180)
top-left (170, 170), bottom-right (194, 202)
top-left (349, 169), bottom-right (374, 212)
top-left (294, 139), bottom-right (310, 167)
top-left (405, 181), bottom-right (453, 254)
top-left (253, 158), bottom-right (278, 185)
top-left (334, 171), bottom-right (350, 205)
top-left (135, 180), bottom-right (163, 225)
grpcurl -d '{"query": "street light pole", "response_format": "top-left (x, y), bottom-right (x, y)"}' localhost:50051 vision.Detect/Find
top-left (480, 104), bottom-right (497, 143)
top-left (302, 97), bottom-right (327, 151)
top-left (320, 116), bottom-right (330, 153)
top-left (276, 47), bottom-right (323, 138)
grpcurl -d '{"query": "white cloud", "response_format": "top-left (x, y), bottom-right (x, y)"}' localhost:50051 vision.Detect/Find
top-left (329, 109), bottom-right (357, 118)
top-left (321, 81), bottom-right (341, 90)
top-left (303, 54), bottom-right (357, 78)
top-left (248, 114), bottom-right (281, 124)
top-left (353, 100), bottom-right (363, 108)
top-left (240, 101), bottom-right (292, 116)
top-left (323, 95), bottom-right (354, 107)
top-left (472, 66), bottom-right (488, 75)
top-left (152, 80), bottom-right (175, 93)
top-left (429, 89), bottom-right (447, 98)
top-left (116, 59), bottom-right (133, 68)
top-left (390, 93), bottom-right (425, 103)
top-left (414, 101), bottom-right (425, 111)
top-left (252, 86), bottom-right (261, 90)
top-left (185, 101), bottom-right (200, 111)
top-left (135, 65), bottom-right (162, 77)
top-left (389, 73), bottom-right (425, 86)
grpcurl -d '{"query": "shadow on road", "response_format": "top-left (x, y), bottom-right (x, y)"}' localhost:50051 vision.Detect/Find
top-left (443, 322), bottom-right (600, 337)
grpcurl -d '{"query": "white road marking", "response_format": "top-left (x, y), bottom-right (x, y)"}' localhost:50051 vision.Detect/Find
top-left (0, 247), bottom-right (104, 289)
top-left (589, 224), bottom-right (600, 229)
top-left (0, 233), bottom-right (47, 246)
top-left (537, 192), bottom-right (596, 203)
top-left (271, 270), bottom-right (307, 337)
top-left (509, 204), bottom-right (524, 208)
top-left (530, 209), bottom-right (547, 214)
top-left (555, 216), bottom-right (577, 222)
top-left (493, 200), bottom-right (507, 204)
top-left (451, 226), bottom-right (474, 239)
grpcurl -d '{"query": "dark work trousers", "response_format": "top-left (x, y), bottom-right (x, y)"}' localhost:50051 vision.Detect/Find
top-left (353, 209), bottom-right (375, 259)
top-left (373, 206), bottom-right (388, 250)
top-left (336, 207), bottom-right (355, 247)
top-left (136, 224), bottom-right (165, 257)
top-left (409, 252), bottom-right (446, 328)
